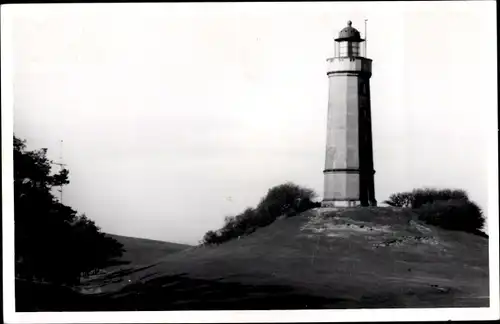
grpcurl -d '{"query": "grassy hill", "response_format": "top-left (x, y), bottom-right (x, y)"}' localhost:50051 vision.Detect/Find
top-left (74, 234), bottom-right (192, 294)
top-left (17, 207), bottom-right (489, 311)
top-left (16, 234), bottom-right (192, 311)
top-left (105, 234), bottom-right (192, 266)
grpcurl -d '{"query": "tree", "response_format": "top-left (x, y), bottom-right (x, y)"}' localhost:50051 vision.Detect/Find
top-left (14, 135), bottom-right (124, 285)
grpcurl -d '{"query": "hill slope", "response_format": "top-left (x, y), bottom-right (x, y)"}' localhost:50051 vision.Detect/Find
top-left (16, 235), bottom-right (192, 311)
top-left (82, 207), bottom-right (489, 310)
top-left (74, 234), bottom-right (191, 293)
top-left (18, 207), bottom-right (489, 311)
top-left (105, 233), bottom-right (192, 266)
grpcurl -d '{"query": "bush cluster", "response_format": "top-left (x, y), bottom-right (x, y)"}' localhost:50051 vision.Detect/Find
top-left (383, 192), bottom-right (413, 208)
top-left (417, 199), bottom-right (485, 235)
top-left (384, 188), bottom-right (468, 209)
top-left (384, 187), bottom-right (485, 235)
top-left (412, 188), bottom-right (469, 209)
top-left (14, 136), bottom-right (124, 285)
top-left (202, 182), bottom-right (320, 245)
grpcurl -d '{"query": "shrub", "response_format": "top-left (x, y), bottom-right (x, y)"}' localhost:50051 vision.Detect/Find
top-left (384, 188), bottom-right (469, 209)
top-left (202, 231), bottom-right (221, 245)
top-left (411, 188), bottom-right (468, 209)
top-left (385, 187), bottom-right (485, 236)
top-left (384, 192), bottom-right (413, 208)
top-left (256, 182), bottom-right (316, 219)
top-left (202, 182), bottom-right (317, 245)
top-left (416, 199), bottom-right (485, 234)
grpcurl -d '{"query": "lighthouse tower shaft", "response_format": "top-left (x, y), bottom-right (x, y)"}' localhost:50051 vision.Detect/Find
top-left (322, 21), bottom-right (376, 208)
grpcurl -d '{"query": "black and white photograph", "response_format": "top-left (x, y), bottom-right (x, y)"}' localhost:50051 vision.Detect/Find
top-left (2, 1), bottom-right (499, 323)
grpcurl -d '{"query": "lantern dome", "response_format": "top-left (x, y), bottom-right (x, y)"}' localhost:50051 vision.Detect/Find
top-left (335, 20), bottom-right (364, 42)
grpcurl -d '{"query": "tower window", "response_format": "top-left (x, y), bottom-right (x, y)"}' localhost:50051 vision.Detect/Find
top-left (351, 42), bottom-right (360, 56)
top-left (339, 42), bottom-right (348, 56)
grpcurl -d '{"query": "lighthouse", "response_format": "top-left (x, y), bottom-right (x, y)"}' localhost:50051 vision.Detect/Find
top-left (322, 20), bottom-right (377, 208)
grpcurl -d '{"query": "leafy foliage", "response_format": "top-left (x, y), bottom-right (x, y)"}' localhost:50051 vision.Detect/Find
top-left (202, 182), bottom-right (320, 245)
top-left (384, 188), bottom-right (469, 209)
top-left (383, 192), bottom-right (413, 208)
top-left (384, 187), bottom-right (485, 235)
top-left (416, 199), bottom-right (485, 235)
top-left (14, 136), bottom-right (124, 285)
top-left (411, 188), bottom-right (468, 209)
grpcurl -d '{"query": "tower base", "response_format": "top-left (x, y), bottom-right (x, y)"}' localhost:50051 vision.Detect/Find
top-left (321, 200), bottom-right (361, 208)
top-left (321, 200), bottom-right (378, 208)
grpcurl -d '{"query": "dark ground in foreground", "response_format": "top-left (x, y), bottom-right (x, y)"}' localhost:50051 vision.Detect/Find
top-left (16, 278), bottom-right (338, 311)
top-left (17, 274), bottom-right (486, 312)
top-left (15, 208), bottom-right (490, 311)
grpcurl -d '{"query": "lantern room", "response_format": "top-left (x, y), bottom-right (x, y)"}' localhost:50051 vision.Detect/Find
top-left (334, 20), bottom-right (365, 57)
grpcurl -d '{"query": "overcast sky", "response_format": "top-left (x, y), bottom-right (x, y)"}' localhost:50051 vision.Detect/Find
top-left (5, 2), bottom-right (497, 244)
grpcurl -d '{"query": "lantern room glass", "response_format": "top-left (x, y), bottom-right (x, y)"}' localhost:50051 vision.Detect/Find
top-left (336, 41), bottom-right (361, 57)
